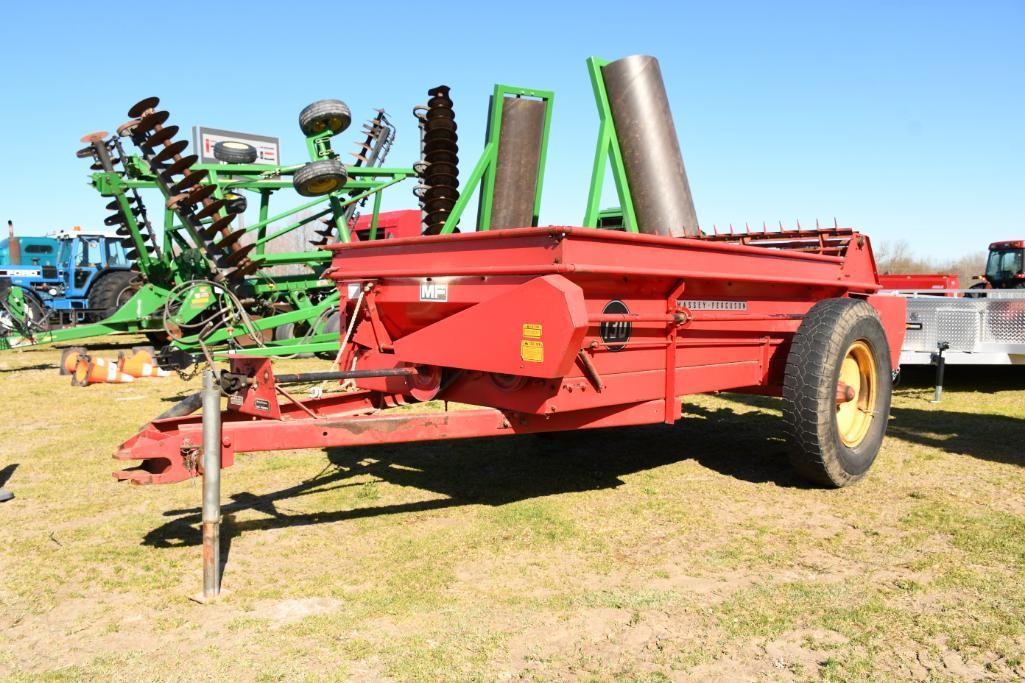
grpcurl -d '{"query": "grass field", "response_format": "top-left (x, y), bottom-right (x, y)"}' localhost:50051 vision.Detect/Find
top-left (1, 337), bottom-right (1024, 681)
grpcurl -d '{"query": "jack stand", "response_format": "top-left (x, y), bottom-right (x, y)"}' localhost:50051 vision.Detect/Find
top-left (929, 342), bottom-right (950, 403)
top-left (193, 369), bottom-right (223, 603)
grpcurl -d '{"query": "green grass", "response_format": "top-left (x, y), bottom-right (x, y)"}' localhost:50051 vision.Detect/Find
top-left (0, 340), bottom-right (1023, 680)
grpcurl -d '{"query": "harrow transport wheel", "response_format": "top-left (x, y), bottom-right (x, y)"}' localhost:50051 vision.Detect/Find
top-left (293, 160), bottom-right (348, 197)
top-left (273, 320), bottom-right (314, 358)
top-left (298, 99), bottom-right (351, 137)
top-left (0, 286), bottom-right (46, 336)
top-left (213, 141), bottom-right (258, 164)
top-left (314, 311), bottom-right (341, 360)
top-left (87, 271), bottom-right (140, 322)
top-left (782, 298), bottom-right (892, 488)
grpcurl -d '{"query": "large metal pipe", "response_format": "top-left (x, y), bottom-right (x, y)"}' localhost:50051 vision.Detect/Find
top-left (201, 369), bottom-right (222, 600)
top-left (489, 97), bottom-right (547, 229)
top-left (601, 55), bottom-right (700, 237)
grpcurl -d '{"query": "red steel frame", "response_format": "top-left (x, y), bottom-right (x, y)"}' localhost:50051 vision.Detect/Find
top-left (115, 224), bottom-right (906, 485)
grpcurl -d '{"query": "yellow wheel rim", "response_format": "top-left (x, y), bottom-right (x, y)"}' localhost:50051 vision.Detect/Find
top-left (306, 177), bottom-right (340, 195)
top-left (836, 340), bottom-right (877, 447)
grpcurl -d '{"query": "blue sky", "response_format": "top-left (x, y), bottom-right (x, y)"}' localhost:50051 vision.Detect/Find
top-left (2, 1), bottom-right (1022, 260)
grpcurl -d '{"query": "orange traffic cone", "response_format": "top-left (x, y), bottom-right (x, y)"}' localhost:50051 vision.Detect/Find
top-left (59, 347), bottom-right (87, 375)
top-left (71, 354), bottom-right (136, 386)
top-left (117, 348), bottom-right (170, 379)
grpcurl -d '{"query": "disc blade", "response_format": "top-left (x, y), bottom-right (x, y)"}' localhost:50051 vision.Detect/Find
top-left (116, 119), bottom-right (141, 137)
top-left (233, 258), bottom-right (262, 277)
top-left (219, 242), bottom-right (257, 267)
top-left (169, 169), bottom-right (208, 194)
top-left (105, 198), bottom-right (136, 211)
top-left (127, 96), bottom-right (160, 118)
top-left (201, 215), bottom-right (234, 239)
top-left (162, 154), bottom-right (198, 177)
top-left (134, 110), bottom-right (169, 135)
top-left (143, 124), bottom-right (179, 148)
top-left (151, 139), bottom-right (188, 163)
top-left (194, 199), bottom-right (226, 220)
top-left (182, 183), bottom-right (216, 206)
top-left (215, 228), bottom-right (247, 251)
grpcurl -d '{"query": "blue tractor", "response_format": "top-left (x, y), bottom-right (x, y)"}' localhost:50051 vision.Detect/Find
top-left (0, 228), bottom-right (138, 336)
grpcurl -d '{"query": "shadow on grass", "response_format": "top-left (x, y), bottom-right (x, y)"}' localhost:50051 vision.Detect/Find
top-left (0, 463), bottom-right (17, 487)
top-left (886, 406), bottom-right (1025, 467)
top-left (891, 365), bottom-right (1025, 466)
top-left (727, 366), bottom-right (1025, 468)
top-left (12, 341), bottom-right (142, 355)
top-left (142, 402), bottom-right (808, 549)
top-left (896, 364), bottom-right (1025, 393)
top-left (0, 363), bottom-right (55, 373)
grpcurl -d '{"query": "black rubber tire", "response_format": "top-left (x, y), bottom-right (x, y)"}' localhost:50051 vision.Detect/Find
top-left (224, 192), bottom-right (248, 214)
top-left (22, 292), bottom-right (47, 331)
top-left (782, 298), bottom-right (893, 488)
top-left (273, 320), bottom-right (314, 359)
top-left (314, 311), bottom-right (342, 360)
top-left (965, 282), bottom-right (989, 299)
top-left (298, 99), bottom-right (351, 137)
top-left (0, 286), bottom-right (47, 335)
top-left (213, 141), bottom-right (258, 164)
top-left (87, 271), bottom-right (139, 322)
top-left (293, 160), bottom-right (348, 197)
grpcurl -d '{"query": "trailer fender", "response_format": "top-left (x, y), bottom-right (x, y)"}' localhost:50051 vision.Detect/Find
top-left (391, 274), bottom-right (589, 379)
top-left (867, 294), bottom-right (907, 371)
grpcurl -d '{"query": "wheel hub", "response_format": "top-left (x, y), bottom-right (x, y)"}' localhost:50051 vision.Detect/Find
top-left (836, 340), bottom-right (877, 447)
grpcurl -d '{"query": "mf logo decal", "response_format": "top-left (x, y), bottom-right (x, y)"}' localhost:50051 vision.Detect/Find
top-left (600, 300), bottom-right (631, 352)
top-left (420, 280), bottom-right (448, 302)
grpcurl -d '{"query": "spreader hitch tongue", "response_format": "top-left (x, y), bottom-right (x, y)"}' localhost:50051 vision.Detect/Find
top-left (155, 346), bottom-right (202, 371)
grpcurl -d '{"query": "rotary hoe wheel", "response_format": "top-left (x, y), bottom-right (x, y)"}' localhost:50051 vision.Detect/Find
top-left (298, 99), bottom-right (352, 137)
top-left (293, 159), bottom-right (348, 197)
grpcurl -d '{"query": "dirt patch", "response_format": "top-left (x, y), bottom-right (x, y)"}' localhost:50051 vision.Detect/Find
top-left (249, 597), bottom-right (343, 628)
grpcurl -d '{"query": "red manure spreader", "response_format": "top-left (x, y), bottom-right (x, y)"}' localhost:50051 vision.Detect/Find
top-left (115, 55), bottom-right (906, 501)
top-left (117, 222), bottom-right (903, 489)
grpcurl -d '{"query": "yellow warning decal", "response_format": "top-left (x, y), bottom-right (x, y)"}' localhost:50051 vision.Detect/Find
top-left (522, 323), bottom-right (543, 339)
top-left (520, 340), bottom-right (544, 363)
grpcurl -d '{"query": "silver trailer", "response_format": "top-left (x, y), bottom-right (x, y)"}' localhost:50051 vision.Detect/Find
top-left (883, 289), bottom-right (1025, 366)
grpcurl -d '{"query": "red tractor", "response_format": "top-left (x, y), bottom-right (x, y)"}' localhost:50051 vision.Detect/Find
top-left (973, 240), bottom-right (1025, 291)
